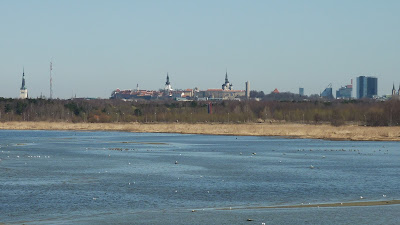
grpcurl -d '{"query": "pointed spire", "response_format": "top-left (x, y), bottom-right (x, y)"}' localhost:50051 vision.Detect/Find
top-left (21, 68), bottom-right (26, 90)
top-left (222, 69), bottom-right (233, 90)
top-left (165, 73), bottom-right (170, 85)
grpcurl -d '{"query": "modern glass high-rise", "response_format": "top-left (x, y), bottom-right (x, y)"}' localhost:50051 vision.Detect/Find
top-left (299, 87), bottom-right (304, 96)
top-left (357, 76), bottom-right (377, 99)
top-left (321, 87), bottom-right (334, 99)
top-left (357, 76), bottom-right (366, 99)
top-left (366, 77), bottom-right (378, 98)
top-left (336, 85), bottom-right (352, 99)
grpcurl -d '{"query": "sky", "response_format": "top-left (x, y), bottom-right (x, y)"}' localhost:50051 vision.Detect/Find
top-left (1, 0), bottom-right (399, 99)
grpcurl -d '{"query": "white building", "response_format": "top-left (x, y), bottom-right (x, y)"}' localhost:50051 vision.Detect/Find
top-left (164, 73), bottom-right (173, 96)
top-left (19, 69), bottom-right (28, 99)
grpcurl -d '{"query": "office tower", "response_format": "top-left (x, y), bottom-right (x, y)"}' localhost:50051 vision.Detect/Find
top-left (357, 76), bottom-right (377, 99)
top-left (299, 88), bottom-right (304, 96)
top-left (336, 80), bottom-right (353, 99)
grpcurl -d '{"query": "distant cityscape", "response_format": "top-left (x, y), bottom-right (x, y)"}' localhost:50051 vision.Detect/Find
top-left (109, 73), bottom-right (393, 102)
top-left (5, 68), bottom-right (400, 127)
top-left (15, 69), bottom-right (399, 101)
top-left (110, 72), bottom-right (248, 101)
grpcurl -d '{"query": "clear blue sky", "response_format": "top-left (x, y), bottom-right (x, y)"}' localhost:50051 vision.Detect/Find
top-left (1, 0), bottom-right (399, 99)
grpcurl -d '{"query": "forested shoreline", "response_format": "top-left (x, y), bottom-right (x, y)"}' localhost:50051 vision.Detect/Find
top-left (1, 97), bottom-right (399, 126)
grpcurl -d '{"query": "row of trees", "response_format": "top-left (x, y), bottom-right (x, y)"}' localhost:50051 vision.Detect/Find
top-left (249, 90), bottom-right (320, 101)
top-left (1, 97), bottom-right (400, 126)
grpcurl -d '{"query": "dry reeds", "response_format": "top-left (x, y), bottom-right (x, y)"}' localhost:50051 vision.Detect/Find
top-left (1, 121), bottom-right (400, 141)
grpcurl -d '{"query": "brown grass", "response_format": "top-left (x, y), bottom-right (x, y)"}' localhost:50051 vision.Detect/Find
top-left (1, 121), bottom-right (400, 141)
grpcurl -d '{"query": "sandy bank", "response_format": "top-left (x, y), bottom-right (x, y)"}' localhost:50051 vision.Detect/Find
top-left (219, 200), bottom-right (400, 210)
top-left (1, 121), bottom-right (400, 141)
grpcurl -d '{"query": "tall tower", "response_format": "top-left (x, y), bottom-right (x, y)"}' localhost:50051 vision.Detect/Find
top-left (164, 73), bottom-right (173, 96)
top-left (392, 83), bottom-right (396, 96)
top-left (222, 70), bottom-right (232, 90)
top-left (299, 87), bottom-right (304, 96)
top-left (50, 61), bottom-right (53, 99)
top-left (356, 76), bottom-right (366, 99)
top-left (245, 81), bottom-right (250, 99)
top-left (357, 76), bottom-right (377, 99)
top-left (20, 68), bottom-right (28, 99)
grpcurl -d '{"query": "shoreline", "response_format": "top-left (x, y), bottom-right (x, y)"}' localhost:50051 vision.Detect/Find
top-left (218, 200), bottom-right (400, 210)
top-left (1, 121), bottom-right (400, 141)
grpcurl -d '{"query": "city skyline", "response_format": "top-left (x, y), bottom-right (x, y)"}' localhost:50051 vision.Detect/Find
top-left (9, 67), bottom-right (390, 100)
top-left (1, 0), bottom-right (399, 99)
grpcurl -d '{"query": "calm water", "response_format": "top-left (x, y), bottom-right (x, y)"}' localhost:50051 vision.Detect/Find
top-left (1, 130), bottom-right (399, 224)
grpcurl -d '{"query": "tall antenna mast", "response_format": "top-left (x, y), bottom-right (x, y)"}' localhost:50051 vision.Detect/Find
top-left (50, 60), bottom-right (53, 99)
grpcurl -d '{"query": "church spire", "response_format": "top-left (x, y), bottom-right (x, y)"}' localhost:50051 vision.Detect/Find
top-left (164, 72), bottom-right (172, 93)
top-left (222, 70), bottom-right (232, 90)
top-left (19, 68), bottom-right (28, 99)
top-left (165, 73), bottom-right (170, 85)
top-left (21, 68), bottom-right (26, 90)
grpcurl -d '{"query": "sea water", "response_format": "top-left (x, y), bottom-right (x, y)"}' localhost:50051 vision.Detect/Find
top-left (0, 130), bottom-right (399, 224)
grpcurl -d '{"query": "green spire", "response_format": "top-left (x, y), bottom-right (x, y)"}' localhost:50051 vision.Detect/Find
top-left (21, 68), bottom-right (26, 90)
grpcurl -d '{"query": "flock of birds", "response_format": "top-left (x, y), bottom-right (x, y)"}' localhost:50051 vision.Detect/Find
top-left (0, 139), bottom-right (395, 212)
top-left (0, 150), bottom-right (51, 160)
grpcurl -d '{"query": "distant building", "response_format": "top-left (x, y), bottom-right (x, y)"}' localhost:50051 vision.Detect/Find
top-left (391, 83), bottom-right (400, 100)
top-left (182, 89), bottom-right (194, 97)
top-left (272, 88), bottom-right (279, 94)
top-left (164, 73), bottom-right (173, 96)
top-left (195, 89), bottom-right (245, 100)
top-left (321, 84), bottom-right (334, 99)
top-left (336, 80), bottom-right (353, 99)
top-left (171, 89), bottom-right (194, 99)
top-left (110, 89), bottom-right (162, 100)
top-left (356, 76), bottom-right (377, 99)
top-left (299, 88), bottom-right (304, 96)
top-left (245, 81), bottom-right (250, 99)
top-left (222, 71), bottom-right (233, 90)
top-left (110, 74), bottom-right (175, 100)
top-left (111, 71), bottom-right (245, 101)
top-left (195, 73), bottom-right (245, 100)
top-left (336, 85), bottom-right (352, 99)
top-left (19, 69), bottom-right (28, 99)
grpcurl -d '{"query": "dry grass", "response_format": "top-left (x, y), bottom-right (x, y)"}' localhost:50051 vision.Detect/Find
top-left (1, 121), bottom-right (400, 141)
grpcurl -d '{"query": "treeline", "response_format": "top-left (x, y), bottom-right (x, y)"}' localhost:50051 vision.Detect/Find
top-left (1, 97), bottom-right (400, 126)
top-left (250, 90), bottom-right (320, 101)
